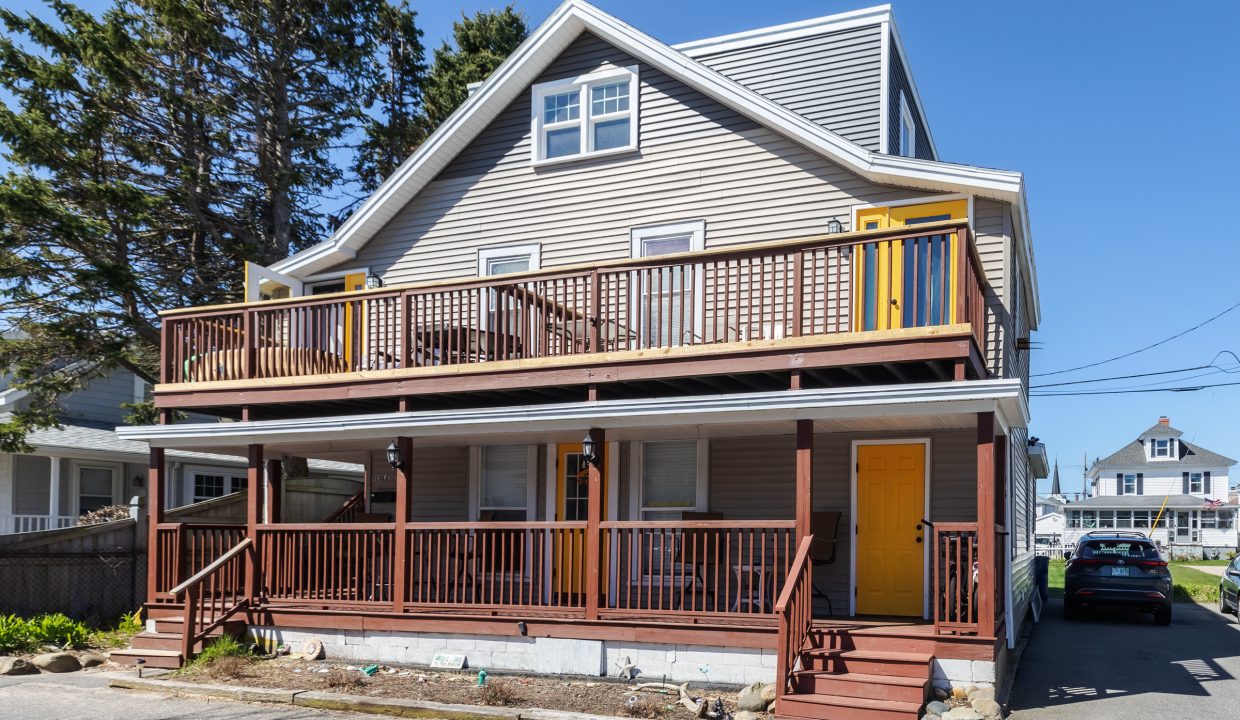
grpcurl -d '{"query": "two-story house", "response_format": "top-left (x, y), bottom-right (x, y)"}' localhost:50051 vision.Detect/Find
top-left (115, 3), bottom-right (1044, 717)
top-left (0, 364), bottom-right (361, 534)
top-left (1068, 417), bottom-right (1237, 557)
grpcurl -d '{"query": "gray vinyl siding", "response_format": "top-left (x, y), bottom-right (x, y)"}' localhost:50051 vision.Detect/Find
top-left (975, 199), bottom-right (1010, 376)
top-left (709, 429), bottom-right (977, 616)
top-left (337, 32), bottom-right (928, 285)
top-left (1009, 427), bottom-right (1034, 636)
top-left (887, 46), bottom-right (934, 160)
top-left (58, 368), bottom-right (138, 428)
top-left (692, 24), bottom-right (884, 151)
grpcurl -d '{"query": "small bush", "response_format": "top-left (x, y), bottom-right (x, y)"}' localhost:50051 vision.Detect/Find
top-left (477, 679), bottom-right (521, 706)
top-left (0, 613), bottom-right (89, 653)
top-left (90, 610), bottom-right (144, 649)
top-left (324, 668), bottom-right (365, 690)
top-left (0, 615), bottom-right (34, 654)
top-left (182, 635), bottom-right (252, 673)
top-left (1174, 582), bottom-right (1219, 603)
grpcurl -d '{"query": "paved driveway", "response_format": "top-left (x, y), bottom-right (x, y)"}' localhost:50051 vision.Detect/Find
top-left (0, 670), bottom-right (354, 720)
top-left (1009, 598), bottom-right (1240, 719)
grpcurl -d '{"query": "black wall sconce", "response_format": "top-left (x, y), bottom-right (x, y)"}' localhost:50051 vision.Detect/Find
top-left (581, 432), bottom-right (601, 469)
top-left (386, 441), bottom-right (403, 470)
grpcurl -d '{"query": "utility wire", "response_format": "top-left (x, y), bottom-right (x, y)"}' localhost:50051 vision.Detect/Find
top-left (1030, 352), bottom-right (1240, 389)
top-left (1032, 299), bottom-right (1240, 377)
top-left (1031, 379), bottom-right (1240, 397)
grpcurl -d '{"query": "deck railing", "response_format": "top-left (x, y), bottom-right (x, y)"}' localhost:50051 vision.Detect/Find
top-left (257, 524), bottom-right (397, 606)
top-left (153, 523), bottom-right (247, 598)
top-left (932, 522), bottom-right (979, 635)
top-left (601, 520), bottom-right (797, 617)
top-left (0, 514), bottom-right (77, 534)
top-left (774, 535), bottom-right (814, 703)
top-left (160, 221), bottom-right (986, 385)
top-left (172, 537), bottom-right (251, 659)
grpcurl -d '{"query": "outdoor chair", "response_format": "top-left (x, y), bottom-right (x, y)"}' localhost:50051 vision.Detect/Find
top-left (810, 511), bottom-right (841, 616)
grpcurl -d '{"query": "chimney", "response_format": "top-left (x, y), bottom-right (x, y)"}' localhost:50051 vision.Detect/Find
top-left (1158, 416), bottom-right (1170, 426)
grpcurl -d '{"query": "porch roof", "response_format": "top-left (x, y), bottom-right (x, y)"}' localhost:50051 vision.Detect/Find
top-left (117, 379), bottom-right (1026, 461)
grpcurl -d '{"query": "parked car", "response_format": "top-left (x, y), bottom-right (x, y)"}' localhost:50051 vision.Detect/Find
top-left (1063, 531), bottom-right (1173, 625)
top-left (1219, 556), bottom-right (1240, 622)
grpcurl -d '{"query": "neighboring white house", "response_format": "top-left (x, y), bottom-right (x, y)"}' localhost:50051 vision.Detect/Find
top-left (0, 366), bottom-right (361, 533)
top-left (1065, 417), bottom-right (1238, 556)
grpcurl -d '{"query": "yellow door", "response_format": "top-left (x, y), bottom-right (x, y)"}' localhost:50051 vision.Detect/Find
top-left (555, 444), bottom-right (607, 595)
top-left (342, 272), bottom-right (367, 368)
top-left (855, 443), bottom-right (926, 616)
top-left (853, 200), bottom-right (968, 332)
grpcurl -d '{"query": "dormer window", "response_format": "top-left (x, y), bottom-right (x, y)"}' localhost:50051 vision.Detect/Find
top-left (532, 66), bottom-right (638, 164)
top-left (1152, 438), bottom-right (1170, 459)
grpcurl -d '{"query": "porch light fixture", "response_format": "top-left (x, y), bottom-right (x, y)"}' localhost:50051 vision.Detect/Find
top-left (826, 218), bottom-right (844, 234)
top-left (365, 273), bottom-right (384, 290)
top-left (386, 441), bottom-right (403, 470)
top-left (581, 432), bottom-right (600, 469)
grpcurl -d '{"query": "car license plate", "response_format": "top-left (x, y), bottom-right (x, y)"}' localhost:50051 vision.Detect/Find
top-left (1111, 566), bottom-right (1130, 577)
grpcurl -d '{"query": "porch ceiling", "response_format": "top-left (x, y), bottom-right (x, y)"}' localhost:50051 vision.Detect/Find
top-left (119, 379), bottom-right (1023, 459)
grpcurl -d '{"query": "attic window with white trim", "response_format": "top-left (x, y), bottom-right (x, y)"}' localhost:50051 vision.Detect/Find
top-left (898, 91), bottom-right (916, 157)
top-left (532, 66), bottom-right (638, 163)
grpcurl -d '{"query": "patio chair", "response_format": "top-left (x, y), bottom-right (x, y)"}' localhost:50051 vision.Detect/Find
top-left (810, 511), bottom-right (841, 616)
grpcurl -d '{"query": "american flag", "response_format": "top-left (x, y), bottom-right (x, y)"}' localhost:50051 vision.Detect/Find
top-left (1204, 498), bottom-right (1224, 509)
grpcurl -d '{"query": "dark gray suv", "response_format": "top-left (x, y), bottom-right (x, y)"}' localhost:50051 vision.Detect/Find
top-left (1064, 532), bottom-right (1173, 625)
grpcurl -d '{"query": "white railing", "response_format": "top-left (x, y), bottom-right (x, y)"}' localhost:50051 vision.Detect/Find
top-left (0, 514), bottom-right (79, 534)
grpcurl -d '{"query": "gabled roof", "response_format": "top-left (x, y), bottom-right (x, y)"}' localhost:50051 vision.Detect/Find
top-left (271, 0), bottom-right (1038, 326)
top-left (1140, 422), bottom-right (1183, 438)
top-left (1090, 437), bottom-right (1237, 473)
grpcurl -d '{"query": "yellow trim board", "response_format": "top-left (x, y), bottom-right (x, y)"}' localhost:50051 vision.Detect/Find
top-left (154, 324), bottom-right (974, 393)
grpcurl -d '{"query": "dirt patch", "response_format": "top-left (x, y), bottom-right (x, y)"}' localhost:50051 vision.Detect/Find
top-left (174, 656), bottom-right (762, 718)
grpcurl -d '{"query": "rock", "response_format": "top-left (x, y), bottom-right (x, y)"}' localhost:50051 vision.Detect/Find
top-left (734, 712), bottom-right (762, 720)
top-left (926, 700), bottom-right (952, 716)
top-left (971, 697), bottom-right (1002, 719)
top-left (78, 653), bottom-right (106, 668)
top-left (951, 686), bottom-right (969, 700)
top-left (968, 686), bottom-right (995, 702)
top-left (760, 682), bottom-right (777, 704)
top-left (942, 709), bottom-right (984, 720)
top-left (934, 687), bottom-right (951, 701)
top-left (0, 657), bottom-right (38, 676)
top-left (736, 682), bottom-right (767, 712)
top-left (31, 652), bottom-right (81, 673)
top-left (922, 714), bottom-right (940, 720)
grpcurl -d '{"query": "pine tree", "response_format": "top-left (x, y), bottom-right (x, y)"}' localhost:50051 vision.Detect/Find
top-left (420, 5), bottom-right (528, 132)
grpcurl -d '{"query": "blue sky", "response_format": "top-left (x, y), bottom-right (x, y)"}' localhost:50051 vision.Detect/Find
top-left (6, 1), bottom-right (1240, 494)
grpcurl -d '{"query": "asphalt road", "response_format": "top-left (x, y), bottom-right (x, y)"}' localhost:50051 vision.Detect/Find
top-left (0, 670), bottom-right (355, 720)
top-left (1008, 597), bottom-right (1240, 719)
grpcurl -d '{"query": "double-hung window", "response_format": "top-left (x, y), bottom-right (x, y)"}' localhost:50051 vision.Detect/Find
top-left (630, 221), bottom-right (705, 347)
top-left (1152, 438), bottom-right (1170, 458)
top-left (1121, 474), bottom-right (1138, 495)
top-left (477, 446), bottom-right (532, 521)
top-left (532, 66), bottom-right (638, 163)
top-left (1189, 472), bottom-right (1205, 494)
top-left (638, 440), bottom-right (705, 520)
top-left (477, 244), bottom-right (540, 333)
top-left (188, 467), bottom-right (247, 504)
top-left (77, 466), bottom-right (116, 514)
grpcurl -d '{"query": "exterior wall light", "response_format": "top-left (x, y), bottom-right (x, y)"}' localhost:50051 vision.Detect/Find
top-left (581, 432), bottom-right (600, 469)
top-left (386, 441), bottom-right (403, 470)
top-left (365, 273), bottom-right (384, 290)
top-left (826, 218), bottom-right (844, 234)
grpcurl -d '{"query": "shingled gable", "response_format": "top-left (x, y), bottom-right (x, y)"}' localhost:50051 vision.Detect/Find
top-left (269, 0), bottom-right (1037, 324)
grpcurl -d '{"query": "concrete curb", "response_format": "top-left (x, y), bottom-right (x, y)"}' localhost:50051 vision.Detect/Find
top-left (109, 676), bottom-right (640, 720)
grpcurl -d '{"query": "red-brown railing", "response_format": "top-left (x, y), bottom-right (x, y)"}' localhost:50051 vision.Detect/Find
top-left (933, 522), bottom-right (979, 635)
top-left (774, 535), bottom-right (814, 703)
top-left (257, 524), bottom-right (396, 606)
top-left (324, 491), bottom-right (366, 523)
top-left (161, 221), bottom-right (985, 385)
top-left (601, 520), bottom-right (797, 617)
top-left (173, 537), bottom-right (251, 659)
top-left (153, 523), bottom-right (246, 598)
top-left (404, 522), bottom-right (588, 609)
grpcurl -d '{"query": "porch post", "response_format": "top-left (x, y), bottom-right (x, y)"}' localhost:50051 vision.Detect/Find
top-left (47, 455), bottom-right (61, 528)
top-left (393, 436), bottom-right (413, 613)
top-left (245, 444), bottom-right (263, 603)
top-left (265, 458), bottom-right (282, 524)
top-left (795, 420), bottom-right (813, 543)
top-left (585, 427), bottom-right (605, 620)
top-left (146, 447), bottom-right (166, 604)
top-left (976, 412), bottom-right (996, 636)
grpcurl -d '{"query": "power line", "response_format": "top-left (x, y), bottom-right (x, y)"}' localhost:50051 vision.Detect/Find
top-left (1032, 299), bottom-right (1240, 377)
top-left (1032, 379), bottom-right (1240, 397)
top-left (1030, 352), bottom-right (1240, 389)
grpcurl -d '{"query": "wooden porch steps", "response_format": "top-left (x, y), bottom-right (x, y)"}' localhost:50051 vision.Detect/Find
top-left (107, 648), bottom-right (184, 670)
top-left (776, 629), bottom-right (933, 720)
top-left (109, 610), bottom-right (247, 670)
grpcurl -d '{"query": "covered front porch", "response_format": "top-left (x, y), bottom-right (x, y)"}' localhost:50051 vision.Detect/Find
top-left (130, 380), bottom-right (1020, 674)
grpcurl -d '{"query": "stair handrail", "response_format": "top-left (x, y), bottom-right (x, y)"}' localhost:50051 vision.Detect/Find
top-left (774, 534), bottom-right (814, 704)
top-left (324, 490), bottom-right (366, 523)
top-left (174, 537), bottom-right (252, 660)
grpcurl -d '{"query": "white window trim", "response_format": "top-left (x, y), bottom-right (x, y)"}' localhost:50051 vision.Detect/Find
top-left (1189, 472), bottom-right (1205, 495)
top-left (531, 65), bottom-right (639, 166)
top-left (1121, 473), bottom-right (1138, 495)
top-left (629, 220), bottom-right (706, 257)
top-left (69, 460), bottom-right (122, 516)
top-left (898, 90), bottom-right (916, 158)
top-left (628, 439), bottom-right (709, 520)
top-left (477, 243), bottom-right (542, 277)
top-left (468, 446), bottom-right (537, 521)
top-left (183, 464), bottom-right (247, 505)
top-left (1150, 438), bottom-right (1171, 460)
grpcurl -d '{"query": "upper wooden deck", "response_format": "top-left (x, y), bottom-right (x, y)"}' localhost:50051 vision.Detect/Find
top-left (155, 221), bottom-right (989, 415)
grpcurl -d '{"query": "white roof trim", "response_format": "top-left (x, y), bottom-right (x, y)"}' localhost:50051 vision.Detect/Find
top-left (269, 0), bottom-right (1037, 324)
top-left (119, 379), bottom-right (1028, 449)
top-left (673, 4), bottom-right (892, 56)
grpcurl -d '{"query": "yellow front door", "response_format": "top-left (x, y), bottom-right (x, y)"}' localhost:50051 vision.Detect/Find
top-left (853, 200), bottom-right (968, 332)
top-left (555, 444), bottom-right (607, 594)
top-left (855, 443), bottom-right (926, 616)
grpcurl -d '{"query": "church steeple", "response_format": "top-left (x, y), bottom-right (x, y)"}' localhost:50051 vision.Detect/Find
top-left (1050, 459), bottom-right (1061, 496)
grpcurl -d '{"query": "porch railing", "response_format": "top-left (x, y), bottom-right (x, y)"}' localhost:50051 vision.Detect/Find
top-left (153, 523), bottom-right (247, 599)
top-left (774, 535), bottom-right (814, 704)
top-left (160, 221), bottom-right (986, 385)
top-left (0, 514), bottom-right (77, 534)
top-left (932, 522), bottom-right (979, 634)
top-left (324, 491), bottom-right (366, 523)
top-left (601, 520), bottom-right (797, 617)
top-left (172, 537), bottom-right (251, 659)
top-left (257, 524), bottom-right (397, 606)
